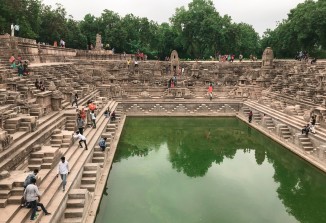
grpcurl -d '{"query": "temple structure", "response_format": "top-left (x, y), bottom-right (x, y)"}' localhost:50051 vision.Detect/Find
top-left (0, 35), bottom-right (326, 222)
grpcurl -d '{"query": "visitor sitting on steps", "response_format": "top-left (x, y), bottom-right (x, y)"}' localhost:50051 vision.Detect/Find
top-left (98, 137), bottom-right (107, 151)
top-left (24, 178), bottom-right (51, 220)
top-left (302, 123), bottom-right (311, 136)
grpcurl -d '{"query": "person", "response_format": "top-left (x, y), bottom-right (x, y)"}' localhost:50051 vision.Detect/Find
top-left (104, 109), bottom-right (110, 118)
top-left (88, 102), bottom-right (96, 112)
top-left (127, 59), bottom-right (131, 69)
top-left (90, 110), bottom-right (96, 128)
top-left (239, 54), bottom-right (243, 62)
top-left (135, 60), bottom-right (139, 68)
top-left (302, 123), bottom-right (311, 136)
top-left (111, 111), bottom-right (116, 121)
top-left (231, 54), bottom-right (235, 62)
top-left (24, 178), bottom-right (51, 220)
top-left (208, 83), bottom-right (213, 101)
top-left (9, 54), bottom-right (16, 68)
top-left (76, 116), bottom-right (84, 135)
top-left (73, 131), bottom-right (88, 150)
top-left (57, 156), bottom-right (69, 191)
top-left (60, 39), bottom-right (65, 48)
top-left (34, 79), bottom-right (40, 89)
top-left (23, 61), bottom-right (29, 75)
top-left (248, 110), bottom-right (253, 123)
top-left (72, 93), bottom-right (78, 107)
top-left (310, 115), bottom-right (317, 134)
top-left (24, 169), bottom-right (39, 189)
top-left (21, 169), bottom-right (39, 207)
top-left (80, 108), bottom-right (86, 121)
top-left (39, 84), bottom-right (45, 91)
top-left (98, 137), bottom-right (107, 151)
top-left (17, 62), bottom-right (24, 77)
top-left (311, 58), bottom-right (317, 64)
top-left (17, 55), bottom-right (22, 63)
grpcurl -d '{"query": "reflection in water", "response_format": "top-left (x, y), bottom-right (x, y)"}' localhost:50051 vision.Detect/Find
top-left (104, 117), bottom-right (326, 223)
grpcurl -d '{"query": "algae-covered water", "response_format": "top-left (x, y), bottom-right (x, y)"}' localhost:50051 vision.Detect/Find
top-left (95, 117), bottom-right (326, 223)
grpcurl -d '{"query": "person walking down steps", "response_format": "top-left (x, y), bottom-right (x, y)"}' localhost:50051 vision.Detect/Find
top-left (73, 131), bottom-right (88, 150)
top-left (72, 93), bottom-right (78, 107)
top-left (91, 110), bottom-right (96, 129)
top-left (57, 156), bottom-right (69, 191)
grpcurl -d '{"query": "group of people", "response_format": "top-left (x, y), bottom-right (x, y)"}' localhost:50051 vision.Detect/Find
top-left (34, 79), bottom-right (46, 91)
top-left (9, 54), bottom-right (29, 76)
top-left (22, 169), bottom-right (51, 220)
top-left (20, 95), bottom-right (120, 220)
top-left (168, 76), bottom-right (177, 88)
top-left (301, 115), bottom-right (317, 136)
top-left (295, 51), bottom-right (317, 64)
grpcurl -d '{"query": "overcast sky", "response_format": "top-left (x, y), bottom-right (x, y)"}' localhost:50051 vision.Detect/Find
top-left (42, 0), bottom-right (305, 36)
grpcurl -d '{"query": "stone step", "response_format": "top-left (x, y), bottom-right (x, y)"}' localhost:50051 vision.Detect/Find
top-left (81, 177), bottom-right (96, 185)
top-left (0, 199), bottom-right (8, 208)
top-left (303, 146), bottom-right (314, 151)
top-left (7, 195), bottom-right (22, 204)
top-left (61, 143), bottom-right (71, 148)
top-left (41, 162), bottom-right (53, 169)
top-left (92, 157), bottom-right (104, 163)
top-left (11, 187), bottom-right (24, 196)
top-left (63, 217), bottom-right (83, 223)
top-left (64, 208), bottom-right (84, 218)
top-left (68, 189), bottom-right (88, 199)
top-left (66, 199), bottom-right (85, 208)
top-left (43, 157), bottom-right (53, 163)
top-left (51, 139), bottom-right (62, 145)
top-left (30, 152), bottom-right (44, 158)
top-left (0, 190), bottom-right (11, 199)
top-left (83, 163), bottom-right (99, 171)
top-left (28, 164), bottom-right (41, 171)
top-left (93, 151), bottom-right (104, 157)
top-left (80, 184), bottom-right (95, 192)
top-left (29, 158), bottom-right (43, 165)
top-left (82, 171), bottom-right (97, 178)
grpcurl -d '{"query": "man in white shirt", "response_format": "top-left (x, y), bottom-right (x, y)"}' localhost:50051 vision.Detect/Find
top-left (73, 131), bottom-right (88, 150)
top-left (57, 156), bottom-right (69, 191)
top-left (24, 178), bottom-right (51, 220)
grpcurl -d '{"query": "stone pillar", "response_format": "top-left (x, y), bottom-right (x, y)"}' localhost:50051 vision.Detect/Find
top-left (36, 91), bottom-right (53, 114)
top-left (262, 47), bottom-right (274, 69)
top-left (51, 90), bottom-right (63, 111)
top-left (0, 129), bottom-right (13, 152)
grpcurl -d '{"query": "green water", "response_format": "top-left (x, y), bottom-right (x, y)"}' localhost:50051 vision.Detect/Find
top-left (95, 117), bottom-right (326, 223)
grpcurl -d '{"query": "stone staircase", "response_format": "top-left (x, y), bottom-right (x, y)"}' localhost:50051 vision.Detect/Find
top-left (65, 112), bottom-right (77, 132)
top-left (298, 135), bottom-right (314, 151)
top-left (63, 189), bottom-right (91, 223)
top-left (262, 116), bottom-right (275, 131)
top-left (80, 164), bottom-right (100, 193)
top-left (28, 146), bottom-right (63, 171)
top-left (278, 124), bottom-right (292, 140)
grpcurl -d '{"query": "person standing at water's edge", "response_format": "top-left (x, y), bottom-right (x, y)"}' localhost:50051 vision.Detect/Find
top-left (208, 83), bottom-right (213, 101)
top-left (57, 157), bottom-right (69, 191)
top-left (248, 110), bottom-right (253, 123)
